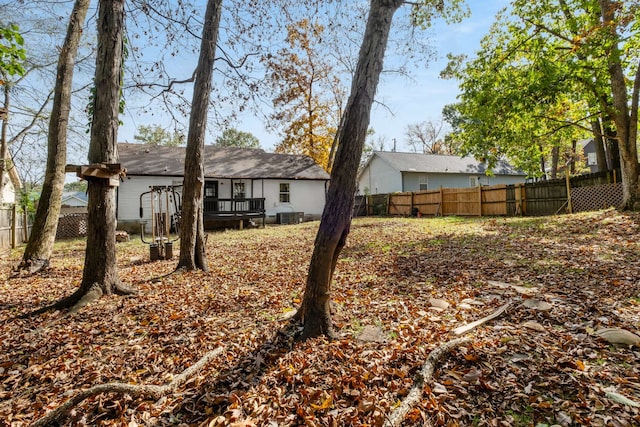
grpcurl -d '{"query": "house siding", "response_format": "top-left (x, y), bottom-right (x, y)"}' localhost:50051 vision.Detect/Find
top-left (358, 156), bottom-right (402, 194)
top-left (402, 172), bottom-right (525, 191)
top-left (259, 179), bottom-right (326, 220)
top-left (117, 175), bottom-right (327, 231)
top-left (1, 178), bottom-right (16, 205)
top-left (117, 175), bottom-right (181, 232)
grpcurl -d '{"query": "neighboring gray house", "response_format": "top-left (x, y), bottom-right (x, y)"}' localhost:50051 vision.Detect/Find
top-left (117, 143), bottom-right (330, 231)
top-left (358, 151), bottom-right (527, 195)
top-left (578, 139), bottom-right (599, 173)
top-left (61, 191), bottom-right (88, 215)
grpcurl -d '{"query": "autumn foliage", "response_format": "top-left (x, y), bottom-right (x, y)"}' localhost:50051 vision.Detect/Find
top-left (2, 210), bottom-right (640, 425)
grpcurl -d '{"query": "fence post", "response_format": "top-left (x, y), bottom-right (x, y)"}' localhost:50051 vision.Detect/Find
top-left (22, 209), bottom-right (28, 242)
top-left (478, 185), bottom-right (483, 216)
top-left (11, 204), bottom-right (17, 248)
top-left (565, 170), bottom-right (573, 214)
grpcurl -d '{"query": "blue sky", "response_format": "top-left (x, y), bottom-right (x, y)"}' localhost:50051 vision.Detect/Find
top-left (118, 0), bottom-right (510, 153)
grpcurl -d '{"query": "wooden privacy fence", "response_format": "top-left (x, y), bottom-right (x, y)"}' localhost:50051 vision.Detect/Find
top-left (0, 205), bottom-right (31, 249)
top-left (354, 169), bottom-right (623, 218)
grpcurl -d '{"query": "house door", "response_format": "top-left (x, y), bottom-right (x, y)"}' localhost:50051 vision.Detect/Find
top-left (204, 180), bottom-right (218, 212)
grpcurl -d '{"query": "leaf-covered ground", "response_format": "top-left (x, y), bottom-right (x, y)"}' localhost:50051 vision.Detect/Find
top-left (1, 209), bottom-right (640, 426)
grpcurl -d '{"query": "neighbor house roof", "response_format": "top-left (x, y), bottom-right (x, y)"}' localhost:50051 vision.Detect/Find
top-left (118, 143), bottom-right (330, 180)
top-left (62, 191), bottom-right (88, 207)
top-left (367, 151), bottom-right (526, 176)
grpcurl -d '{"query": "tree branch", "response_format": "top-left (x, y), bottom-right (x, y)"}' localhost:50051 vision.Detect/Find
top-left (32, 347), bottom-right (224, 427)
top-left (452, 301), bottom-right (512, 335)
top-left (383, 337), bottom-right (471, 427)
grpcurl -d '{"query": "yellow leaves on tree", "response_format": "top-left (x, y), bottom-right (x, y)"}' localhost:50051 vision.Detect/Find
top-left (262, 19), bottom-right (344, 172)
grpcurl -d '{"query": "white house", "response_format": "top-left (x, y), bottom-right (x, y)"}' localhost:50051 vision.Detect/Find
top-left (358, 151), bottom-right (527, 195)
top-left (116, 143), bottom-right (330, 232)
top-left (0, 154), bottom-right (22, 206)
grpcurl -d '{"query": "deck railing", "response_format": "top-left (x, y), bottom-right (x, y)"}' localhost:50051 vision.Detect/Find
top-left (203, 198), bottom-right (265, 218)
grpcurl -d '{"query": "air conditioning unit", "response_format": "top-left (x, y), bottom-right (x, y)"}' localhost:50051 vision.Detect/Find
top-left (277, 212), bottom-right (304, 224)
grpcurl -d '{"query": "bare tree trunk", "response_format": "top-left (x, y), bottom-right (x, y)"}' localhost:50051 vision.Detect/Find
top-left (0, 82), bottom-right (10, 205)
top-left (177, 0), bottom-right (222, 271)
top-left (599, 0), bottom-right (640, 209)
top-left (295, 0), bottom-right (404, 340)
top-left (591, 118), bottom-right (609, 171)
top-left (14, 0), bottom-right (90, 275)
top-left (550, 146), bottom-right (559, 179)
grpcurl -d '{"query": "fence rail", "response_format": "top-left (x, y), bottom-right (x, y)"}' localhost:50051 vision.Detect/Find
top-left (355, 169), bottom-right (623, 218)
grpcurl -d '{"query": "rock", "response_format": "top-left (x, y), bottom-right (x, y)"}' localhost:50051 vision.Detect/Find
top-left (429, 298), bottom-right (450, 310)
top-left (522, 320), bottom-right (546, 332)
top-left (357, 325), bottom-right (387, 343)
top-left (522, 299), bottom-right (552, 311)
top-left (595, 328), bottom-right (640, 346)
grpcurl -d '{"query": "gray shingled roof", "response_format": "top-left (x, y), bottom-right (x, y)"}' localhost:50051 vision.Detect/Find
top-left (118, 143), bottom-right (330, 180)
top-left (372, 151), bottom-right (525, 176)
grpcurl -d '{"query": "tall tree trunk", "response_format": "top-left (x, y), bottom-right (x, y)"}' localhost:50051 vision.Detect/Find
top-left (295, 0), bottom-right (404, 340)
top-left (0, 81), bottom-right (9, 205)
top-left (15, 0), bottom-right (90, 275)
top-left (177, 0), bottom-right (222, 271)
top-left (591, 118), bottom-right (608, 171)
top-left (550, 145), bottom-right (559, 179)
top-left (599, 0), bottom-right (640, 209)
top-left (46, 0), bottom-right (133, 313)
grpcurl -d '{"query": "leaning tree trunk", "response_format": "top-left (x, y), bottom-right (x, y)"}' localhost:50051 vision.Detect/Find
top-left (177, 0), bottom-right (223, 272)
top-left (599, 0), bottom-right (640, 209)
top-left (15, 0), bottom-right (90, 275)
top-left (295, 0), bottom-right (404, 340)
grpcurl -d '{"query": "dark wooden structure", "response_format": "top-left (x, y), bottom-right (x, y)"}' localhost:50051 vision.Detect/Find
top-left (203, 197), bottom-right (266, 228)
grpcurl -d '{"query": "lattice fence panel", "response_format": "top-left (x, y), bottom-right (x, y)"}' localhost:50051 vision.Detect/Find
top-left (56, 213), bottom-right (88, 240)
top-left (572, 182), bottom-right (623, 212)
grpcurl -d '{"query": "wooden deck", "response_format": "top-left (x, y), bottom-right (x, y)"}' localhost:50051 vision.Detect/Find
top-left (203, 198), bottom-right (266, 225)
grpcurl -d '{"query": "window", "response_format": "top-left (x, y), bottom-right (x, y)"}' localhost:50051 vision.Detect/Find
top-left (419, 176), bottom-right (428, 191)
top-left (470, 176), bottom-right (480, 187)
top-left (233, 182), bottom-right (245, 199)
top-left (279, 183), bottom-right (290, 203)
top-left (587, 152), bottom-right (597, 166)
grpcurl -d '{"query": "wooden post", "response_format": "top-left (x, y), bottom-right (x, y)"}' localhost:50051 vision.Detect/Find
top-left (478, 185), bottom-right (483, 216)
top-left (11, 204), bottom-right (17, 248)
top-left (22, 209), bottom-right (28, 242)
top-left (410, 191), bottom-right (415, 216)
top-left (514, 184), bottom-right (524, 216)
top-left (565, 169), bottom-right (573, 214)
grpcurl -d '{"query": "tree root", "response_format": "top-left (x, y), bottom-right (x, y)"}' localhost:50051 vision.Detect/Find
top-left (10, 258), bottom-right (50, 278)
top-left (32, 346), bottom-right (225, 427)
top-left (452, 301), bottom-right (512, 335)
top-left (383, 337), bottom-right (471, 427)
top-left (384, 302), bottom-right (513, 426)
top-left (19, 281), bottom-right (138, 318)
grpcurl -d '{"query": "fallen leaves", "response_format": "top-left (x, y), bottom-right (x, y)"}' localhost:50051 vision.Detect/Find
top-left (1, 209), bottom-right (640, 425)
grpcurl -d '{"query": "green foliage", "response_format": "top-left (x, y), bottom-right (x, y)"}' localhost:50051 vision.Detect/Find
top-left (0, 23), bottom-right (26, 80)
top-left (215, 128), bottom-right (260, 148)
top-left (134, 124), bottom-right (185, 146)
top-left (442, 0), bottom-right (638, 176)
top-left (63, 180), bottom-right (88, 192)
top-left (410, 0), bottom-right (470, 29)
top-left (18, 186), bottom-right (39, 216)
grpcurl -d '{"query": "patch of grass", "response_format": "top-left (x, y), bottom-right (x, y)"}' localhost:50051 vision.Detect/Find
top-left (506, 406), bottom-right (534, 426)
